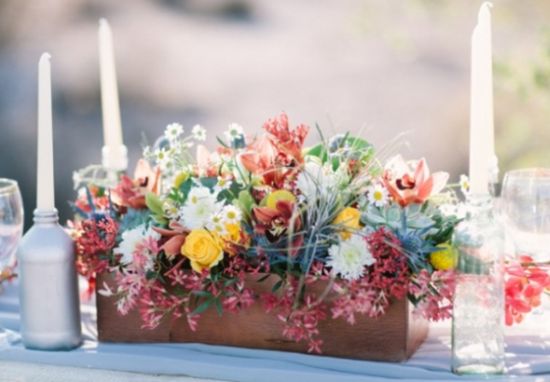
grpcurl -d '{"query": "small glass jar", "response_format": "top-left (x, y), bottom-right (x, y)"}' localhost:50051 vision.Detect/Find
top-left (451, 194), bottom-right (505, 375)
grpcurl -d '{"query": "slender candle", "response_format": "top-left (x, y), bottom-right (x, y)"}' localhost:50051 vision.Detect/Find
top-left (98, 18), bottom-right (127, 172)
top-left (99, 18), bottom-right (123, 148)
top-left (37, 53), bottom-right (55, 211)
top-left (469, 2), bottom-right (494, 195)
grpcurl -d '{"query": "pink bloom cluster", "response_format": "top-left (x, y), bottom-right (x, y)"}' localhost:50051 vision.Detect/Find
top-left (331, 229), bottom-right (409, 325)
top-left (409, 269), bottom-right (456, 321)
top-left (505, 256), bottom-right (550, 326)
top-left (73, 216), bottom-right (118, 298)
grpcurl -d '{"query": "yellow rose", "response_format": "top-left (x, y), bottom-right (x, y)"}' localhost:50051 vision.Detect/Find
top-left (430, 243), bottom-right (457, 270)
top-left (181, 229), bottom-right (224, 273)
top-left (333, 207), bottom-right (361, 240)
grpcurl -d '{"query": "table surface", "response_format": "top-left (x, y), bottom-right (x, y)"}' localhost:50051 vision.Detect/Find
top-left (1, 280), bottom-right (549, 382)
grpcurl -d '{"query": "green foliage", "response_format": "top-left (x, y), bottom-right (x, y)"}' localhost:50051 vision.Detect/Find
top-left (118, 208), bottom-right (150, 233)
top-left (234, 190), bottom-right (256, 219)
top-left (145, 192), bottom-right (168, 225)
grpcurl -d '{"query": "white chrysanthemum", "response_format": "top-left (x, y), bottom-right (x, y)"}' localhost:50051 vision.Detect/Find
top-left (179, 186), bottom-right (222, 229)
top-left (213, 176), bottom-right (231, 193)
top-left (165, 123), bottom-right (184, 142)
top-left (459, 174), bottom-right (470, 196)
top-left (221, 205), bottom-right (242, 224)
top-left (208, 216), bottom-right (228, 237)
top-left (296, 160), bottom-right (338, 202)
top-left (367, 184), bottom-right (389, 207)
top-left (114, 224), bottom-right (160, 266)
top-left (327, 235), bottom-right (375, 281)
top-left (224, 123), bottom-right (244, 143)
top-left (192, 124), bottom-right (207, 141)
top-left (163, 199), bottom-right (180, 220)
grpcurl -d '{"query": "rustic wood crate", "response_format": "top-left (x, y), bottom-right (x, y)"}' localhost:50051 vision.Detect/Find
top-left (96, 271), bottom-right (428, 362)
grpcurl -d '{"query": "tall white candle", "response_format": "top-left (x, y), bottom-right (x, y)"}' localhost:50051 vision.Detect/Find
top-left (37, 53), bottom-right (55, 211)
top-left (469, 2), bottom-right (494, 195)
top-left (99, 18), bottom-right (123, 148)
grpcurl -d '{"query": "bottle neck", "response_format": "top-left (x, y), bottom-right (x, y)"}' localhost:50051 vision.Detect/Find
top-left (33, 208), bottom-right (59, 224)
top-left (465, 193), bottom-right (493, 221)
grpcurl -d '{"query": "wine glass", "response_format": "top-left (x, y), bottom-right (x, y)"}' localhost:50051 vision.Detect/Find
top-left (501, 168), bottom-right (550, 311)
top-left (0, 178), bottom-right (23, 347)
top-left (501, 168), bottom-right (550, 263)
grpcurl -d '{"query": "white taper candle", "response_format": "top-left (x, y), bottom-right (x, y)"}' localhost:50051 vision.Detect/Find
top-left (37, 53), bottom-right (55, 211)
top-left (469, 2), bottom-right (494, 195)
top-left (99, 18), bottom-right (123, 148)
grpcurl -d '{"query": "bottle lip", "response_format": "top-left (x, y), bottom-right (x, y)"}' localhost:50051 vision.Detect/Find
top-left (33, 208), bottom-right (59, 224)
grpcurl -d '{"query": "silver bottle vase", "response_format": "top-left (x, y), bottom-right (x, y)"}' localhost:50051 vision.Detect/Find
top-left (17, 209), bottom-right (82, 350)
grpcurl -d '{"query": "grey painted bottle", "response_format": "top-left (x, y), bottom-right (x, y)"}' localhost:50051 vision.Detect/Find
top-left (17, 209), bottom-right (82, 350)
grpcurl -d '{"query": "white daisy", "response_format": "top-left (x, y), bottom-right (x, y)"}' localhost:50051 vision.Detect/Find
top-left (179, 186), bottom-right (222, 229)
top-left (165, 123), bottom-right (184, 142)
top-left (327, 235), bottom-right (375, 281)
top-left (114, 224), bottom-right (160, 266)
top-left (192, 124), bottom-right (207, 142)
top-left (207, 214), bottom-right (229, 236)
top-left (224, 123), bottom-right (244, 143)
top-left (214, 176), bottom-right (232, 193)
top-left (154, 147), bottom-right (170, 166)
top-left (459, 174), bottom-right (470, 196)
top-left (221, 205), bottom-right (242, 224)
top-left (367, 184), bottom-right (389, 207)
top-left (163, 199), bottom-right (180, 220)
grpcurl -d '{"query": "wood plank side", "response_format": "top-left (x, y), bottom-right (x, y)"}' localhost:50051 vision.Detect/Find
top-left (96, 272), bottom-right (428, 361)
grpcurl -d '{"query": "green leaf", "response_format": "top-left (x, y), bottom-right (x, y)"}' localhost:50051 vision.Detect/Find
top-left (272, 279), bottom-right (283, 293)
top-left (304, 143), bottom-right (328, 162)
top-left (191, 290), bottom-right (212, 298)
top-left (190, 299), bottom-right (212, 316)
top-left (236, 190), bottom-right (255, 215)
top-left (145, 192), bottom-right (164, 216)
top-left (199, 176), bottom-right (218, 190)
top-left (223, 278), bottom-right (238, 287)
top-left (256, 274), bottom-right (271, 283)
top-left (178, 178), bottom-right (194, 203)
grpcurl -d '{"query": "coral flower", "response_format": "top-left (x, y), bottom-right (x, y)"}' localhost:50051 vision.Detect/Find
top-left (238, 135), bottom-right (277, 175)
top-left (263, 112), bottom-right (309, 166)
top-left (253, 200), bottom-right (302, 246)
top-left (153, 221), bottom-right (188, 258)
top-left (113, 159), bottom-right (161, 209)
top-left (383, 155), bottom-right (448, 207)
top-left (505, 256), bottom-right (550, 325)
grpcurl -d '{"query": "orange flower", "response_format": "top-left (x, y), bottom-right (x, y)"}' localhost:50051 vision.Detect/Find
top-left (383, 156), bottom-right (448, 207)
top-left (238, 135), bottom-right (277, 175)
top-left (112, 159), bottom-right (161, 209)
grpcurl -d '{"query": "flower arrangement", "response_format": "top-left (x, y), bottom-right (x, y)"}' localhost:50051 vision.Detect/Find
top-left (72, 113), bottom-right (464, 353)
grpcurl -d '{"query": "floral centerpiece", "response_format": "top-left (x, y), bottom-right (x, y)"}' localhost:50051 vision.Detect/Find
top-left (72, 113), bottom-right (463, 354)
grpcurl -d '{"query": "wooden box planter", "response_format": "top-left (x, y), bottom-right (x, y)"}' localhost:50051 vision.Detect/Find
top-left (96, 271), bottom-right (428, 362)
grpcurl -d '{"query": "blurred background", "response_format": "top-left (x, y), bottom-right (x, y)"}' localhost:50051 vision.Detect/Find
top-left (1, 0), bottom-right (549, 228)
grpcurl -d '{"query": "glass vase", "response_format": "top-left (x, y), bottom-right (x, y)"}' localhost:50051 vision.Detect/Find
top-left (451, 194), bottom-right (505, 375)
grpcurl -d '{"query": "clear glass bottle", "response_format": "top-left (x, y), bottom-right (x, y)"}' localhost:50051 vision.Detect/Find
top-left (451, 194), bottom-right (505, 375)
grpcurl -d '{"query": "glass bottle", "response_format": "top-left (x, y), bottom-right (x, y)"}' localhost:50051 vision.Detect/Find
top-left (451, 194), bottom-right (505, 375)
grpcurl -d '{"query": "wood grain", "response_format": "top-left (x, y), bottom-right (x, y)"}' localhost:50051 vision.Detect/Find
top-left (96, 272), bottom-right (428, 361)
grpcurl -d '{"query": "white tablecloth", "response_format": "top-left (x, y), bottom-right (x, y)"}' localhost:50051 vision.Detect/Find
top-left (0, 280), bottom-right (549, 382)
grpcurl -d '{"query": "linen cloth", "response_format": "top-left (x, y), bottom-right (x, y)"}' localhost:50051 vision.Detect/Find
top-left (0, 281), bottom-right (549, 382)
